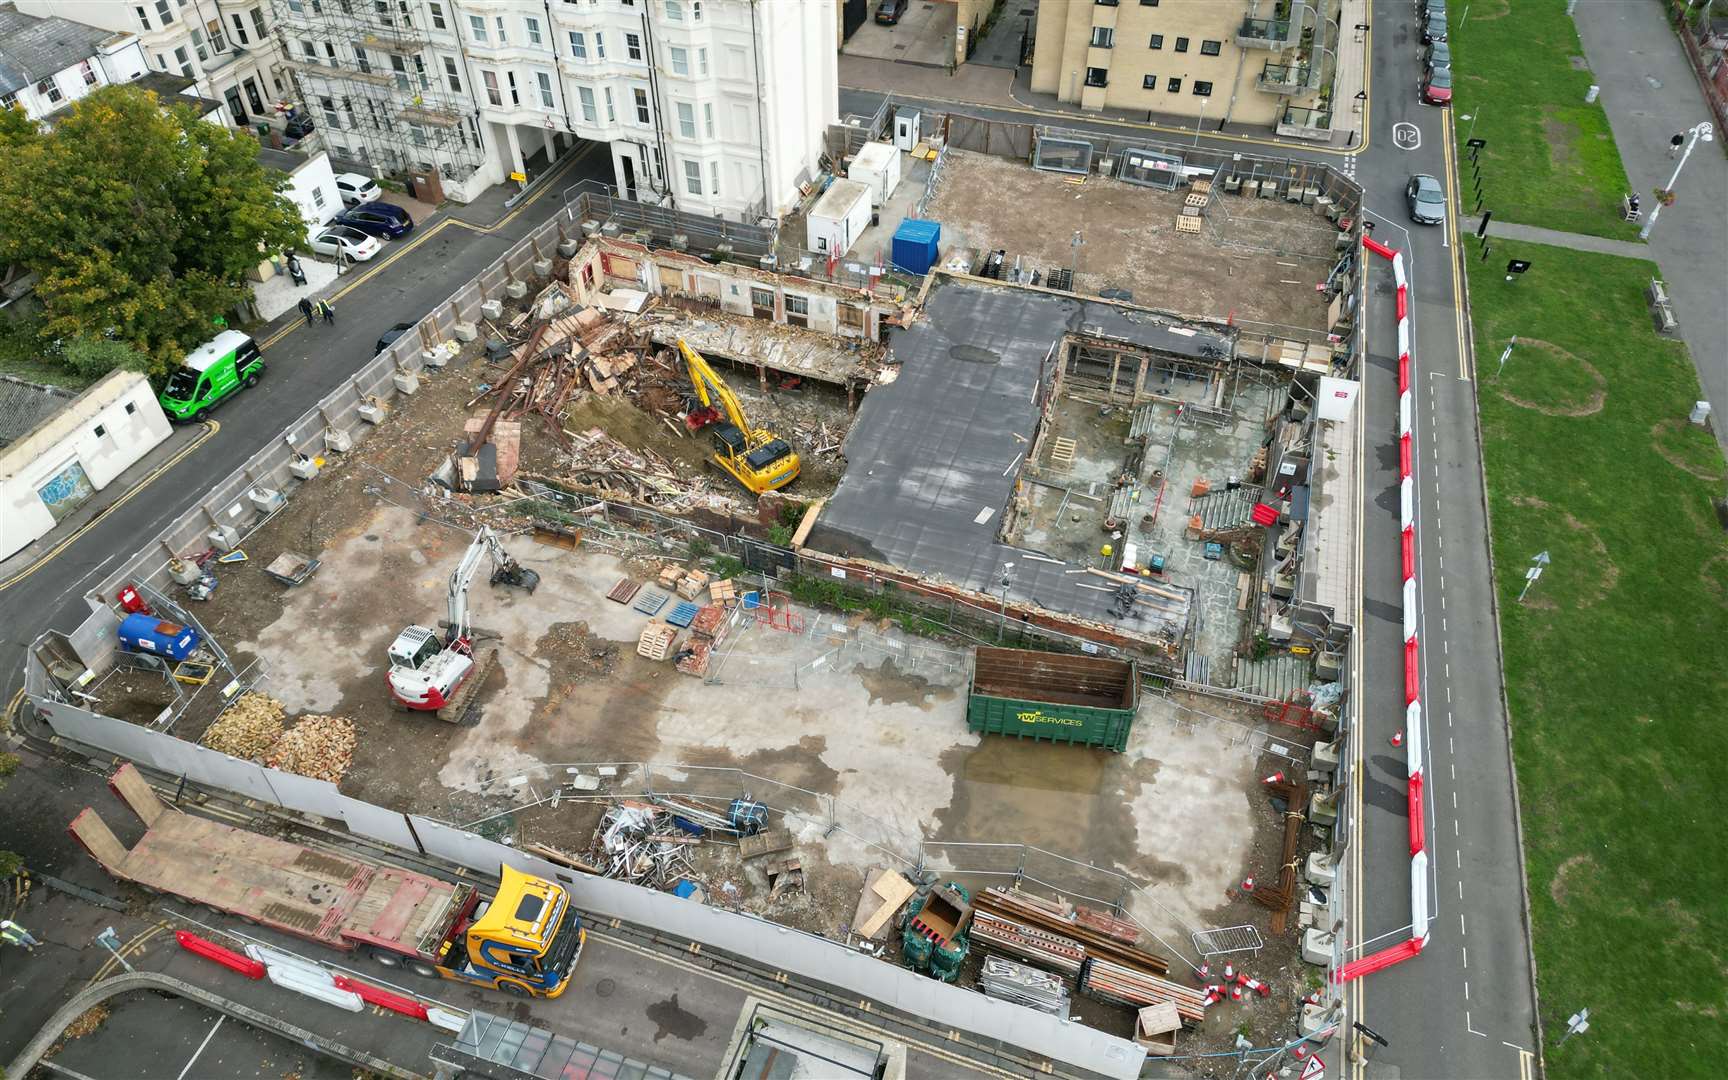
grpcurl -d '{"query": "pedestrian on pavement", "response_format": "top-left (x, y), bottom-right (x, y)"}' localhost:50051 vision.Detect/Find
top-left (297, 297), bottom-right (315, 326)
top-left (317, 298), bottom-right (335, 325)
top-left (287, 253), bottom-right (307, 287)
top-left (1, 920), bottom-right (41, 952)
top-left (1670, 132), bottom-right (1685, 158)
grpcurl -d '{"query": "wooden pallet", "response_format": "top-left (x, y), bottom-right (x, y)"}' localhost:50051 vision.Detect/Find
top-left (1175, 215), bottom-right (1204, 235)
top-left (665, 601), bottom-right (700, 628)
top-left (637, 621), bottom-right (678, 661)
top-left (606, 577), bottom-right (641, 605)
top-left (1049, 437), bottom-right (1077, 466)
top-left (709, 578), bottom-right (737, 603)
top-left (632, 588), bottom-right (670, 615)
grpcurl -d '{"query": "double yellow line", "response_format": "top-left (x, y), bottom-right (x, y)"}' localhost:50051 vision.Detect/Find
top-left (1440, 105), bottom-right (1474, 381)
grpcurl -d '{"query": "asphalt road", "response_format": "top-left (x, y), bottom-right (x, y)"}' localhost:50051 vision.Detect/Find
top-left (844, 13), bottom-right (1542, 1076)
top-left (0, 143), bottom-right (613, 709)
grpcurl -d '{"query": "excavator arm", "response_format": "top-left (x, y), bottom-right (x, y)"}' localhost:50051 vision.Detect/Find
top-left (678, 338), bottom-right (752, 433)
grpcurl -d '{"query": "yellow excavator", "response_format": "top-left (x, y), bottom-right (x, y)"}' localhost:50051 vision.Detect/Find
top-left (677, 338), bottom-right (800, 494)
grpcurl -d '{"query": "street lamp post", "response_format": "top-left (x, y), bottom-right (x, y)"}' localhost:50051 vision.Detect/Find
top-left (1640, 122), bottom-right (1714, 240)
top-left (1194, 98), bottom-right (1210, 146)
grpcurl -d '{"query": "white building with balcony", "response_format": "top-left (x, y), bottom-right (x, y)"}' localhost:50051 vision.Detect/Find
top-left (14, 0), bottom-right (289, 130)
top-left (0, 3), bottom-right (149, 121)
top-left (270, 0), bottom-right (836, 217)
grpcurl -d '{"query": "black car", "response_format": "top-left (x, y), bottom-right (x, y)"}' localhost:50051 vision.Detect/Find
top-left (375, 322), bottom-right (415, 355)
top-left (875, 0), bottom-right (907, 24)
top-left (334, 202), bottom-right (414, 240)
top-left (284, 113), bottom-right (315, 139)
top-left (1422, 13), bottom-right (1448, 43)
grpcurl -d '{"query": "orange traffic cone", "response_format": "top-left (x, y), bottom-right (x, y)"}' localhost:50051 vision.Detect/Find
top-left (1241, 877), bottom-right (1256, 893)
top-left (1390, 729), bottom-right (1404, 748)
top-left (1263, 771), bottom-right (1286, 784)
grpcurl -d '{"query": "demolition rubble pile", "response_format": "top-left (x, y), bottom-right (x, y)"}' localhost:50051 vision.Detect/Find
top-left (200, 693), bottom-right (355, 784)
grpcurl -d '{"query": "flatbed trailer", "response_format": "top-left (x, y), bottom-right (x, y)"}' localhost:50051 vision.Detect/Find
top-left (70, 763), bottom-right (582, 996)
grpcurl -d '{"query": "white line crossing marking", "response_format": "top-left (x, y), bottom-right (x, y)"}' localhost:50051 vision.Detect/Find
top-left (1462, 946), bottom-right (1468, 968)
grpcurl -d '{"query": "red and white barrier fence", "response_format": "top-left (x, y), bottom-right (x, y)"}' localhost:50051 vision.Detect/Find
top-left (1334, 236), bottom-right (1431, 985)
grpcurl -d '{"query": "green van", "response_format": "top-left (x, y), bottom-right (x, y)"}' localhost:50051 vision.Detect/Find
top-left (159, 330), bottom-right (265, 421)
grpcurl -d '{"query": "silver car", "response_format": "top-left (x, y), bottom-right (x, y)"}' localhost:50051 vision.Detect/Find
top-left (1406, 174), bottom-right (1446, 226)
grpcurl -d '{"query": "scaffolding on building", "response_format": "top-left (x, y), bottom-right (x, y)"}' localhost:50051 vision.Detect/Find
top-left (267, 0), bottom-right (485, 180)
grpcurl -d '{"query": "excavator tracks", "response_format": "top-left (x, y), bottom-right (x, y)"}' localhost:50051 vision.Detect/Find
top-left (437, 648), bottom-right (496, 725)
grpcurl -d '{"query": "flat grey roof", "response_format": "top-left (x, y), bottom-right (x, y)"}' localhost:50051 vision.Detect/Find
top-left (810, 278), bottom-right (1232, 637)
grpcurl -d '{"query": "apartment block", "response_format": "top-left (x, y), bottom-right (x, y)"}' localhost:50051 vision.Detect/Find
top-left (1029, 0), bottom-right (1340, 136)
top-left (14, 0), bottom-right (289, 129)
top-left (273, 0), bottom-right (837, 215)
top-left (0, 3), bottom-right (152, 121)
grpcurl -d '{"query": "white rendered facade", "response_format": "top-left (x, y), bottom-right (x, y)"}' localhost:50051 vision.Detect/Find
top-left (15, 0), bottom-right (290, 129)
top-left (270, 0), bottom-right (836, 216)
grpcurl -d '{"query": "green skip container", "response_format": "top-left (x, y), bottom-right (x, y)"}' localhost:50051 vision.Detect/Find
top-left (966, 646), bottom-right (1140, 752)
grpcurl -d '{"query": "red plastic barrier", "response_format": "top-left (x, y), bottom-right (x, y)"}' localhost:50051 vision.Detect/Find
top-left (175, 930), bottom-right (266, 979)
top-left (1332, 935), bottom-right (1426, 983)
top-left (1362, 236), bottom-right (1399, 260)
top-left (1408, 772), bottom-right (1426, 855)
top-left (331, 974), bottom-right (431, 1021)
top-left (1396, 285), bottom-right (1408, 321)
top-left (1399, 433), bottom-right (1412, 480)
top-left (1404, 638), bottom-right (1421, 704)
top-left (1401, 527), bottom-right (1416, 581)
top-left (1399, 353), bottom-right (1410, 394)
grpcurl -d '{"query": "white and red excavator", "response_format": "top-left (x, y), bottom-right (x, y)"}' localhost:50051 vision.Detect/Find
top-left (385, 526), bottom-right (537, 723)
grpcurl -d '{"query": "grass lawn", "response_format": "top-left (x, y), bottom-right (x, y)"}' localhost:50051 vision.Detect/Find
top-left (1470, 240), bottom-right (1728, 1077)
top-left (1448, 0), bottom-right (1637, 239)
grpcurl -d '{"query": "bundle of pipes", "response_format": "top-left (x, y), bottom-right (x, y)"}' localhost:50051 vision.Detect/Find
top-left (1254, 777), bottom-right (1308, 934)
top-left (973, 887), bottom-right (1169, 976)
top-left (969, 911), bottom-right (1087, 978)
top-left (979, 956), bottom-right (1071, 1016)
top-left (1078, 957), bottom-right (1210, 1023)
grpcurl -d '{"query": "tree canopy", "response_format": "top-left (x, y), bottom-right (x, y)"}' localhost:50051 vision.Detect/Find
top-left (0, 88), bottom-right (305, 377)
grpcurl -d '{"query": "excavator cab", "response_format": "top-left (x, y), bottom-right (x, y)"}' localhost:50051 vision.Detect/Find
top-left (677, 338), bottom-right (800, 494)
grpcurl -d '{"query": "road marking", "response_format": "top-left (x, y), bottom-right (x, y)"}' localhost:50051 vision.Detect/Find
top-left (1464, 980), bottom-right (1470, 1000)
top-left (1468, 1012), bottom-right (1489, 1036)
top-left (1452, 790), bottom-right (1457, 809)
top-left (1439, 103), bottom-right (1475, 381)
top-left (1454, 819), bottom-right (1460, 836)
top-left (1458, 881), bottom-right (1465, 900)
top-left (1456, 853), bottom-right (1463, 873)
top-left (0, 420), bottom-right (219, 593)
top-left (1461, 946), bottom-right (1468, 969)
top-left (176, 1016), bottom-right (226, 1080)
top-left (1394, 122), bottom-right (1422, 150)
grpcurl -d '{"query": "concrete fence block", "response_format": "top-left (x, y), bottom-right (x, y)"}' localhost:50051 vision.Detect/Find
top-left (505, 281), bottom-right (527, 300)
top-left (325, 429), bottom-right (353, 453)
top-left (452, 321), bottom-right (478, 342)
top-left (393, 371), bottom-right (420, 395)
top-left (558, 238), bottom-right (579, 257)
top-left (532, 259), bottom-right (553, 278)
top-left (357, 401), bottom-right (387, 425)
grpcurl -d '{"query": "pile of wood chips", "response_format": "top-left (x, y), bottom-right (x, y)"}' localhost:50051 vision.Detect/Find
top-left (267, 714), bottom-right (356, 784)
top-left (201, 692), bottom-right (286, 760)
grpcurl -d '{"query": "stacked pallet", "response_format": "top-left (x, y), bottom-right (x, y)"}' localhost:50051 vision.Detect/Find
top-left (637, 621), bottom-right (678, 660)
top-left (980, 956), bottom-right (1070, 1016)
top-left (675, 569), bottom-right (710, 600)
top-left (1078, 957), bottom-right (1209, 1023)
top-left (973, 887), bottom-right (1168, 976)
top-left (969, 912), bottom-right (1086, 978)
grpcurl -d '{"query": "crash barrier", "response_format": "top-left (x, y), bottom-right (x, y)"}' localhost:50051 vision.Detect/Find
top-left (1335, 237), bottom-right (1429, 984)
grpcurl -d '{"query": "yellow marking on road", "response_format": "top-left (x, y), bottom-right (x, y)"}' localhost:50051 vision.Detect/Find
top-left (86, 920), bottom-right (169, 986)
top-left (1440, 106), bottom-right (1474, 381)
top-left (0, 420), bottom-right (219, 593)
top-left (259, 142), bottom-right (600, 353)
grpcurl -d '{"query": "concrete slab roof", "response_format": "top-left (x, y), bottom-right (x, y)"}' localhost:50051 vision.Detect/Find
top-left (810, 278), bottom-right (1231, 641)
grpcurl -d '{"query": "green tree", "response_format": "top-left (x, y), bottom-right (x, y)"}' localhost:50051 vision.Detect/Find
top-left (62, 337), bottom-right (149, 380)
top-left (0, 86), bottom-right (304, 377)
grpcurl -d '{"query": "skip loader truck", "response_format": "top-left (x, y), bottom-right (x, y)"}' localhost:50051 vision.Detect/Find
top-left (70, 763), bottom-right (584, 998)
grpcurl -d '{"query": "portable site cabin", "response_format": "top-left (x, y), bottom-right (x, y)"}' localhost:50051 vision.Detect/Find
top-left (806, 179), bottom-right (873, 259)
top-left (849, 142), bottom-right (903, 208)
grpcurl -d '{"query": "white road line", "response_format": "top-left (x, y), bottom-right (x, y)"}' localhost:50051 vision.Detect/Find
top-left (1456, 852), bottom-right (1463, 871)
top-left (1503, 1040), bottom-right (1531, 1052)
top-left (1444, 639), bottom-right (1449, 654)
top-left (1449, 736), bottom-right (1454, 753)
top-left (1464, 980), bottom-right (1470, 1000)
top-left (1454, 819), bottom-right (1460, 836)
top-left (1452, 790), bottom-right (1458, 809)
top-left (1462, 946), bottom-right (1468, 969)
top-left (1458, 880), bottom-right (1465, 900)
top-left (176, 1016), bottom-right (226, 1080)
top-left (1442, 616), bottom-right (1447, 631)
top-left (1446, 685), bottom-right (1452, 703)
top-left (1450, 762), bottom-right (1456, 780)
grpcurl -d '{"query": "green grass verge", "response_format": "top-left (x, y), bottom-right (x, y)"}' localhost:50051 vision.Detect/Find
top-left (1470, 240), bottom-right (1728, 1077)
top-left (1448, 0), bottom-right (1637, 238)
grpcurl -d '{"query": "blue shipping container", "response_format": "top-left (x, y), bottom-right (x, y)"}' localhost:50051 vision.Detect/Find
top-left (118, 613), bottom-right (202, 661)
top-left (892, 218), bottom-right (941, 275)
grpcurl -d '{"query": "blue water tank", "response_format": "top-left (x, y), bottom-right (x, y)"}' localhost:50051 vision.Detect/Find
top-left (892, 218), bottom-right (942, 276)
top-left (117, 613), bottom-right (202, 661)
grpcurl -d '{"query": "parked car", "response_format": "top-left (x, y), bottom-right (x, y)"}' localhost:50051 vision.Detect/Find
top-left (1419, 0), bottom-right (1446, 16)
top-left (1422, 64), bottom-right (1453, 105)
top-left (1422, 13), bottom-right (1448, 43)
top-left (283, 113), bottom-right (314, 140)
top-left (335, 172), bottom-right (383, 207)
top-left (308, 224), bottom-right (382, 262)
top-left (334, 202), bottom-right (413, 239)
top-left (1406, 173), bottom-right (1447, 226)
top-left (375, 322), bottom-right (415, 355)
top-left (875, 0), bottom-right (908, 24)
